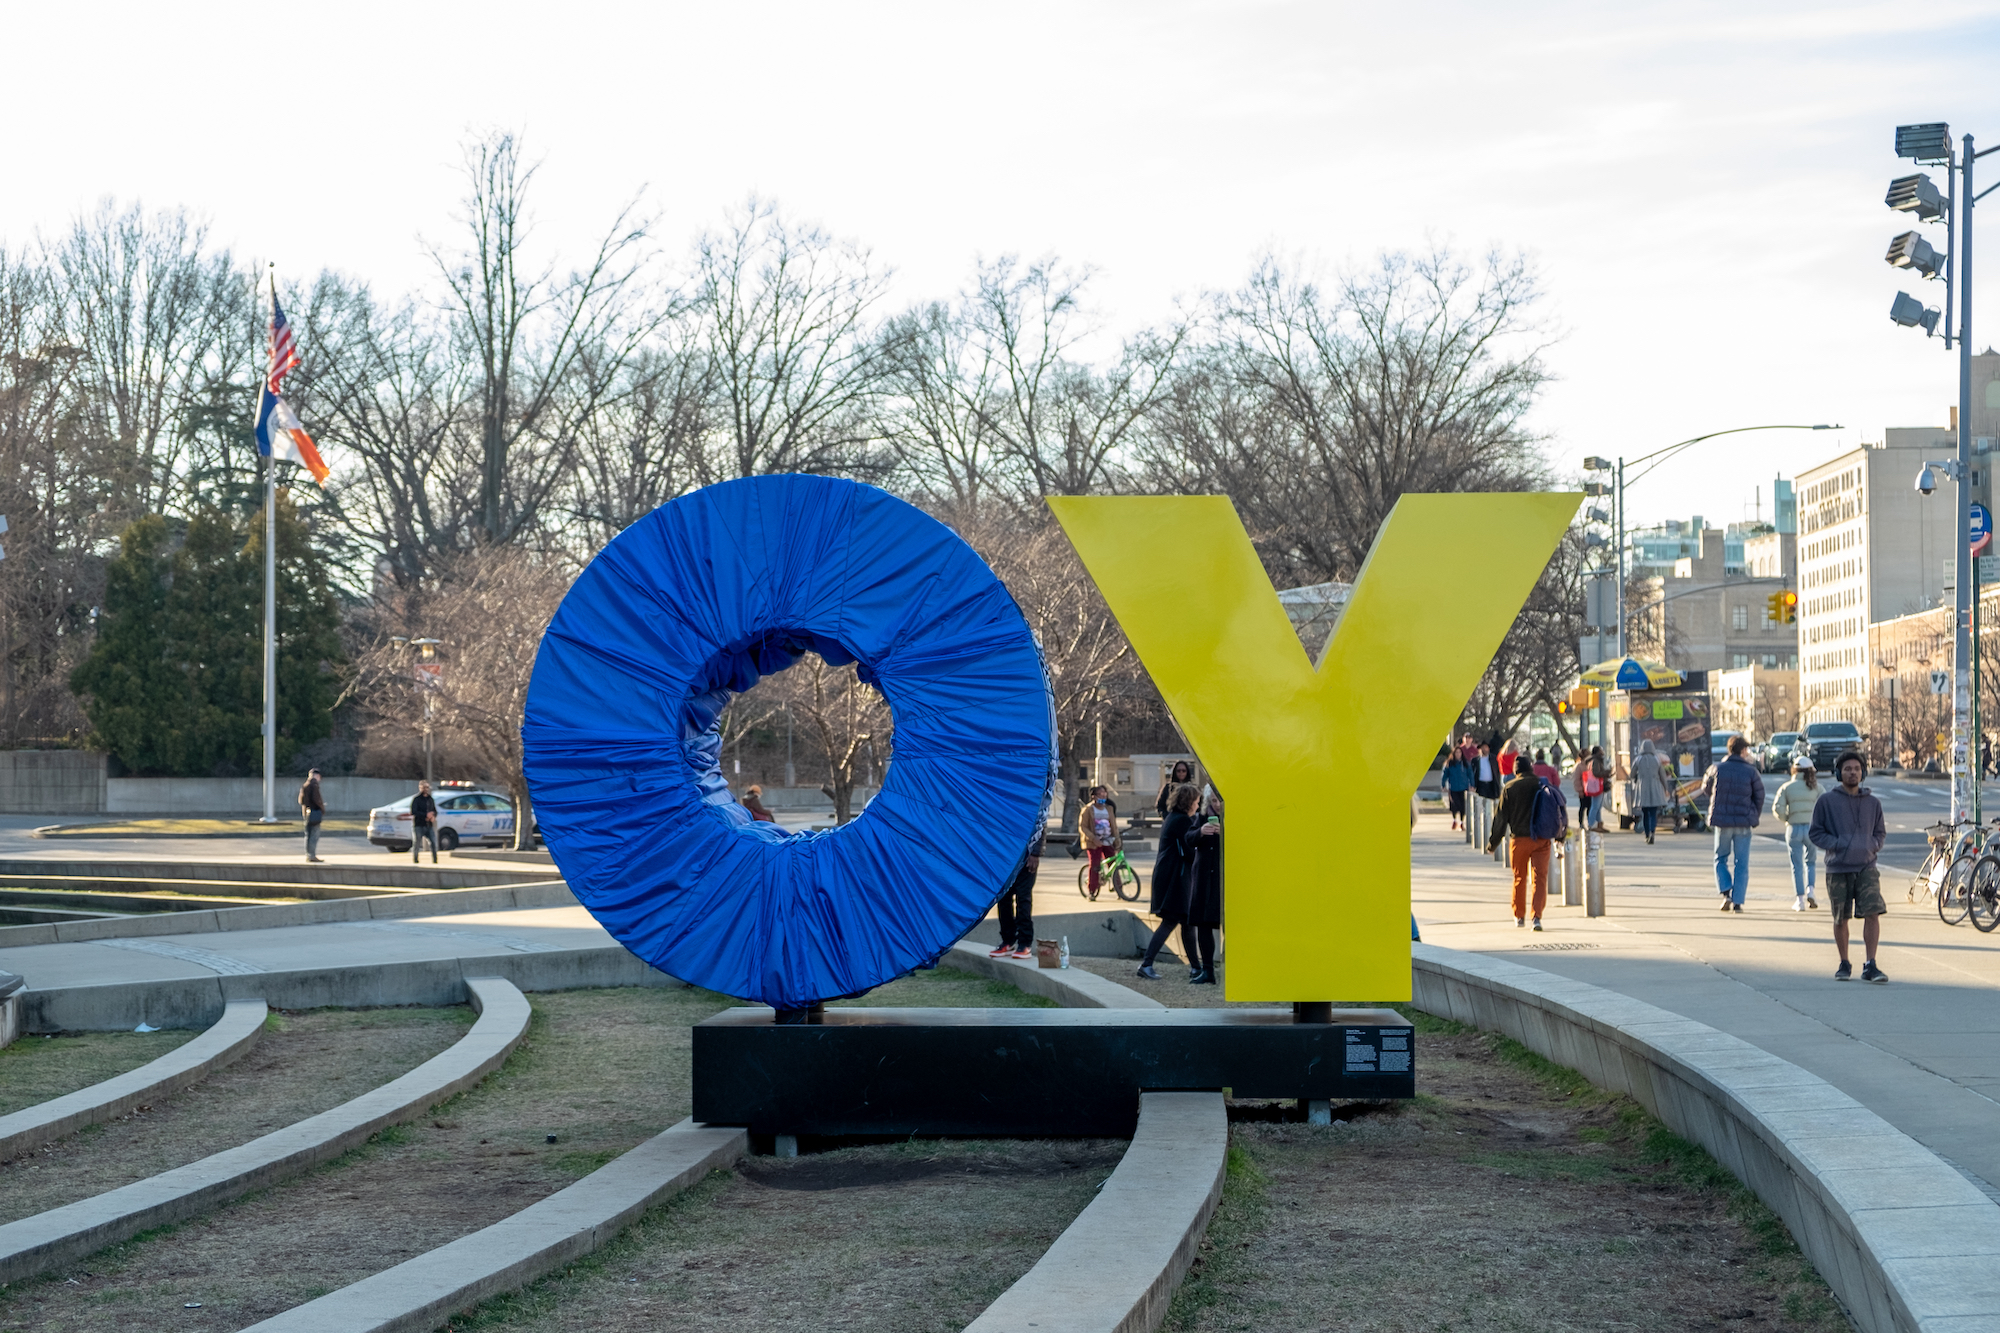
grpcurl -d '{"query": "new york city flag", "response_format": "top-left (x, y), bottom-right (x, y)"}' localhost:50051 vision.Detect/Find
top-left (254, 292), bottom-right (329, 485)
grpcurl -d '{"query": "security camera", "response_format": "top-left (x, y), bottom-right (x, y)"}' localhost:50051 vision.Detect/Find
top-left (1916, 465), bottom-right (1937, 495)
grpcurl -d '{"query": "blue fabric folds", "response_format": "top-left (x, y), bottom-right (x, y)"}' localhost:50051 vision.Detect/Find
top-left (522, 476), bottom-right (1057, 1009)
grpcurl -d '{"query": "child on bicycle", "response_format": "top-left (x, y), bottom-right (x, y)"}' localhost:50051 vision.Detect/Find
top-left (1080, 785), bottom-right (1121, 901)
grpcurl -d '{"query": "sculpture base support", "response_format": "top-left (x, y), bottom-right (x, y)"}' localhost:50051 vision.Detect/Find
top-left (693, 1006), bottom-right (1414, 1138)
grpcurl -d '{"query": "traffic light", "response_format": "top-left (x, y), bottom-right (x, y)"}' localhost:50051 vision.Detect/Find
top-left (1554, 699), bottom-right (1570, 716)
top-left (1767, 590), bottom-right (1797, 623)
top-left (1566, 686), bottom-right (1599, 712)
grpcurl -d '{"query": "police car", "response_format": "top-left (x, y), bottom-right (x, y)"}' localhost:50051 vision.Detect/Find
top-left (367, 783), bottom-right (521, 853)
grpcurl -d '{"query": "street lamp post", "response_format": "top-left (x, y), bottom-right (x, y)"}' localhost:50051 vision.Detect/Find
top-left (393, 637), bottom-right (444, 788)
top-left (1582, 424), bottom-right (1839, 663)
top-left (1888, 120), bottom-right (1992, 823)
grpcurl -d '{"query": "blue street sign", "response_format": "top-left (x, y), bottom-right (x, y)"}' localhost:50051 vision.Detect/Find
top-left (1973, 503), bottom-right (1992, 550)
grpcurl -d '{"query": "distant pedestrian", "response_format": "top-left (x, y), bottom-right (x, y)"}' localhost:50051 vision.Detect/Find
top-left (1137, 784), bottom-right (1199, 980)
top-left (299, 769), bottom-right (326, 863)
top-left (1080, 785), bottom-right (1121, 902)
top-left (1499, 741), bottom-right (1521, 778)
top-left (990, 789), bottom-right (1050, 960)
top-left (1487, 759), bottom-right (1566, 930)
top-left (1580, 745), bottom-right (1611, 831)
top-left (1531, 749), bottom-right (1559, 782)
top-left (742, 784), bottom-right (776, 823)
top-left (1772, 757), bottom-right (1820, 911)
top-left (1808, 752), bottom-right (1888, 982)
top-left (1154, 760), bottom-right (1195, 820)
top-left (1441, 753), bottom-right (1472, 830)
top-left (1702, 734), bottom-right (1766, 913)
top-left (1183, 788), bottom-right (1224, 985)
top-left (1473, 743), bottom-right (1501, 801)
top-left (1631, 739), bottom-right (1671, 844)
top-left (409, 780), bottom-right (438, 864)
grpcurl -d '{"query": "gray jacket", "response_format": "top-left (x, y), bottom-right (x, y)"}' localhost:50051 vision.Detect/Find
top-left (1806, 784), bottom-right (1886, 873)
top-left (1632, 750), bottom-right (1672, 807)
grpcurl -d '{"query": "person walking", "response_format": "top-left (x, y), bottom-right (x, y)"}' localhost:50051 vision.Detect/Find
top-left (1184, 788), bottom-right (1224, 984)
top-left (989, 794), bottom-right (1048, 960)
top-left (1472, 743), bottom-right (1501, 802)
top-left (1631, 739), bottom-right (1671, 844)
top-left (299, 769), bottom-right (326, 863)
top-left (1582, 745), bottom-right (1611, 831)
top-left (1137, 784), bottom-right (1199, 979)
top-left (1487, 759), bottom-right (1566, 930)
top-left (1772, 756), bottom-right (1821, 912)
top-left (1154, 760), bottom-right (1194, 820)
top-left (742, 784), bottom-right (777, 823)
top-left (1499, 741), bottom-right (1521, 778)
top-left (1702, 735), bottom-right (1766, 912)
top-left (1441, 752), bottom-right (1472, 831)
top-left (1531, 749), bottom-right (1559, 782)
top-left (1079, 786), bottom-right (1120, 901)
top-left (1808, 752), bottom-right (1888, 982)
top-left (410, 780), bottom-right (439, 864)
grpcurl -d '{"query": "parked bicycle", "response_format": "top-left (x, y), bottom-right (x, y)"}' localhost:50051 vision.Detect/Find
top-left (1961, 822), bottom-right (2000, 932)
top-left (1912, 819), bottom-right (1988, 927)
top-left (1078, 846), bottom-right (1142, 902)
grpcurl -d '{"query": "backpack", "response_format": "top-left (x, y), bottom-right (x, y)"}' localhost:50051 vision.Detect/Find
top-left (1581, 769), bottom-right (1604, 797)
top-left (1529, 779), bottom-right (1566, 840)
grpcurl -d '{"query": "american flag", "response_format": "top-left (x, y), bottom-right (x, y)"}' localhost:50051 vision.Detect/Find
top-left (267, 290), bottom-right (300, 393)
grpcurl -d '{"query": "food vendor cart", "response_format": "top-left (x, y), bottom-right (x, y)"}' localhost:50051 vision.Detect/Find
top-left (1601, 669), bottom-right (1712, 830)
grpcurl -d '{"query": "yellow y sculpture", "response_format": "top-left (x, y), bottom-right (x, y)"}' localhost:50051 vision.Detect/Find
top-left (1048, 492), bottom-right (1579, 1002)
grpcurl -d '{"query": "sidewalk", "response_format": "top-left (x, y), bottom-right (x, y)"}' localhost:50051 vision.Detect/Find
top-left (1413, 816), bottom-right (2000, 1198)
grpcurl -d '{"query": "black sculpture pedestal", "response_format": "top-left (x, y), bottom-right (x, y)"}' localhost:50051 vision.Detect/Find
top-left (692, 1005), bottom-right (1413, 1138)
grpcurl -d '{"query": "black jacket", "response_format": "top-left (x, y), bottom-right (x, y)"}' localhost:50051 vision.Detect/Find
top-left (1150, 811), bottom-right (1195, 919)
top-left (299, 779), bottom-right (324, 817)
top-left (1184, 818), bottom-right (1222, 927)
top-left (410, 793), bottom-right (437, 825)
top-left (1487, 772), bottom-right (1543, 850)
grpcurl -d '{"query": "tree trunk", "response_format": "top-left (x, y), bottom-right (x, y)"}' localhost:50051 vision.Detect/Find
top-left (511, 777), bottom-right (536, 851)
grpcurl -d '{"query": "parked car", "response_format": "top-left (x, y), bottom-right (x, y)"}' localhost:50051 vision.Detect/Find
top-left (1762, 731), bottom-right (1802, 772)
top-left (1803, 720), bottom-right (1866, 772)
top-left (368, 787), bottom-right (521, 853)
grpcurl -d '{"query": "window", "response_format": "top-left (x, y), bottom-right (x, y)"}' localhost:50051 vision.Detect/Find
top-left (1731, 605), bottom-right (1749, 631)
top-left (1732, 654), bottom-right (1750, 668)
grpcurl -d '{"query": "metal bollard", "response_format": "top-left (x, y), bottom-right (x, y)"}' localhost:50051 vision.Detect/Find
top-left (1585, 829), bottom-right (1605, 917)
top-left (1562, 831), bottom-right (1582, 907)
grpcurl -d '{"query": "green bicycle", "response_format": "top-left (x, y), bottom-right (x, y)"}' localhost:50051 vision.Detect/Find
top-left (1078, 846), bottom-right (1142, 902)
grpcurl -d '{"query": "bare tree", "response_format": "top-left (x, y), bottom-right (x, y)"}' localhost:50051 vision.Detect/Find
top-left (761, 653), bottom-right (889, 823)
top-left (345, 546), bottom-right (569, 848)
top-left (958, 509), bottom-right (1143, 830)
top-left (1459, 525), bottom-right (1587, 751)
top-left (690, 199), bottom-right (888, 481)
top-left (430, 132), bottom-right (660, 548)
top-left (1165, 247), bottom-right (1551, 585)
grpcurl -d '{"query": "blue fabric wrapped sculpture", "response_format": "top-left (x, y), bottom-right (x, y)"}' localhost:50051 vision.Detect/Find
top-left (522, 476), bottom-right (1057, 1009)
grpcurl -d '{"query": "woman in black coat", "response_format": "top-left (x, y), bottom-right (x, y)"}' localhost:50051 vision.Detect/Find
top-left (1137, 784), bottom-right (1200, 980)
top-left (1183, 789), bottom-right (1222, 985)
top-left (1154, 760), bottom-right (1195, 819)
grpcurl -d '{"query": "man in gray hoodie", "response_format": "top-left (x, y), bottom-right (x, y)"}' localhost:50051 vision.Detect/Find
top-left (1806, 751), bottom-right (1888, 982)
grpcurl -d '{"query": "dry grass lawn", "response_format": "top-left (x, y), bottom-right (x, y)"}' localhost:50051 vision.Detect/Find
top-left (0, 1029), bottom-right (196, 1122)
top-left (1166, 1016), bottom-right (1848, 1333)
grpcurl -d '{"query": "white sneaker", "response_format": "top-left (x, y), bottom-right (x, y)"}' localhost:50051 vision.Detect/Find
top-left (1791, 897), bottom-right (1805, 912)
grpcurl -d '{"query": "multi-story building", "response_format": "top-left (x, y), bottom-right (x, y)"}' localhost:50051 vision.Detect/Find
top-left (1795, 422), bottom-right (1972, 724)
top-left (1713, 664), bottom-right (1801, 741)
top-left (1629, 526), bottom-right (1798, 676)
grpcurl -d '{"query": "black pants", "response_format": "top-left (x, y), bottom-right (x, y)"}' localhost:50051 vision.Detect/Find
top-left (996, 862), bottom-right (1036, 950)
top-left (1192, 925), bottom-right (1216, 972)
top-left (1142, 917), bottom-right (1195, 968)
top-left (412, 823), bottom-right (438, 862)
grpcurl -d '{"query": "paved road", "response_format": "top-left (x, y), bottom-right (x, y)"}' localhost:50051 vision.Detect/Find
top-left (1414, 796), bottom-right (2000, 1200)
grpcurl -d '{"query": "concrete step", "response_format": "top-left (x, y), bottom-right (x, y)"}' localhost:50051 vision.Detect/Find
top-left (0, 860), bottom-right (549, 890)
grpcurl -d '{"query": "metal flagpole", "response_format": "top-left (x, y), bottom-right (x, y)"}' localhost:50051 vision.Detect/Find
top-left (260, 271), bottom-right (279, 824)
top-left (1954, 135), bottom-right (1976, 825)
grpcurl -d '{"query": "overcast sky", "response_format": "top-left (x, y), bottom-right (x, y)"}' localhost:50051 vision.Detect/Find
top-left (7, 0), bottom-right (2000, 531)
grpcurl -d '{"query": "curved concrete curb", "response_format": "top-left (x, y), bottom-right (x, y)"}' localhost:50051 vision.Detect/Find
top-left (235, 1118), bottom-right (745, 1332)
top-left (0, 976), bottom-right (531, 1286)
top-left (1414, 942), bottom-right (2000, 1333)
top-left (0, 879), bottom-right (576, 949)
top-left (946, 942), bottom-right (1166, 1009)
top-left (964, 1091), bottom-right (1228, 1333)
top-left (0, 999), bottom-right (266, 1164)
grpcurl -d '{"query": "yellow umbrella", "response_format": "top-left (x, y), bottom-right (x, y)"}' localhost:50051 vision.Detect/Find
top-left (1579, 657), bottom-right (1684, 690)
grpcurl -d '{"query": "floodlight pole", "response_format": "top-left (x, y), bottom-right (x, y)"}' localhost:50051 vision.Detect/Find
top-left (1952, 134), bottom-right (1976, 824)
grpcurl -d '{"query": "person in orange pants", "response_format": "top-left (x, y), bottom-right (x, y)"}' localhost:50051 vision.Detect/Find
top-left (1486, 760), bottom-right (1561, 930)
